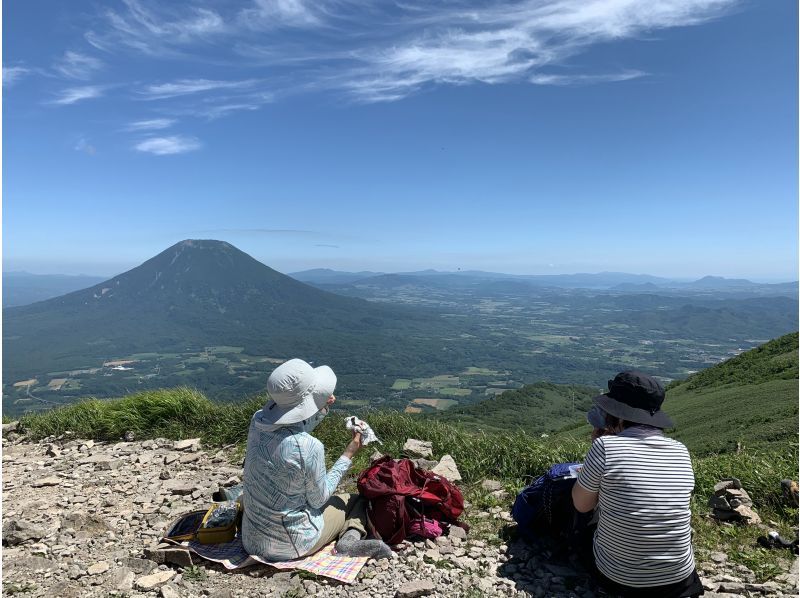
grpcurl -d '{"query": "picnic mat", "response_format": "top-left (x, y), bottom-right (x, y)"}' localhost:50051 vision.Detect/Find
top-left (171, 536), bottom-right (369, 584)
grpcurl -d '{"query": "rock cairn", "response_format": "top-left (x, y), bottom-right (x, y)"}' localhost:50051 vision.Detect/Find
top-left (709, 478), bottom-right (762, 525)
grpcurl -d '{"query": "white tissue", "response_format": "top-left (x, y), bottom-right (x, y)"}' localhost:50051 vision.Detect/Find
top-left (344, 416), bottom-right (382, 445)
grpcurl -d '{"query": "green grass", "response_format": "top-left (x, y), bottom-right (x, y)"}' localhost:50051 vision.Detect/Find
top-left (391, 379), bottom-right (411, 390)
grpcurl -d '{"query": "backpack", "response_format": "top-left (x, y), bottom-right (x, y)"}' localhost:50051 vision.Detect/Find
top-left (357, 456), bottom-right (464, 544)
top-left (512, 462), bottom-right (581, 541)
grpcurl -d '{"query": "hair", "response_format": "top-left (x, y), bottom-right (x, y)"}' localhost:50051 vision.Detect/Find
top-left (604, 413), bottom-right (637, 430)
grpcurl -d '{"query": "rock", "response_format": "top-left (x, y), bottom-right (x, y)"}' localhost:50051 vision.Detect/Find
top-left (161, 585), bottom-right (182, 598)
top-left (403, 439), bottom-right (433, 458)
top-left (709, 551), bottom-right (728, 564)
top-left (60, 512), bottom-right (109, 534)
top-left (162, 480), bottom-right (195, 495)
top-left (31, 476), bottom-right (62, 488)
top-left (544, 563), bottom-right (579, 577)
top-left (161, 548), bottom-right (194, 567)
top-left (120, 556), bottom-right (157, 574)
top-left (179, 452), bottom-right (202, 464)
top-left (6, 555), bottom-right (55, 570)
top-left (370, 450), bottom-right (384, 463)
top-left (448, 525), bottom-right (467, 540)
top-left (48, 581), bottom-right (83, 598)
top-left (431, 455), bottom-right (462, 482)
top-left (724, 488), bottom-right (753, 507)
top-left (481, 480), bottom-right (504, 492)
top-left (733, 504), bottom-right (761, 524)
top-left (159, 469), bottom-right (172, 480)
top-left (718, 581), bottom-right (746, 593)
top-left (174, 438), bottom-right (201, 451)
top-left (2, 519), bottom-right (47, 545)
top-left (112, 567), bottom-right (135, 592)
top-left (714, 478), bottom-right (742, 492)
top-left (87, 561), bottom-right (110, 575)
top-left (135, 569), bottom-right (176, 591)
top-left (2, 421), bottom-right (20, 434)
top-left (396, 579), bottom-right (436, 598)
top-left (124, 430), bottom-right (136, 441)
top-left (708, 495), bottom-right (731, 510)
top-left (412, 458), bottom-right (439, 471)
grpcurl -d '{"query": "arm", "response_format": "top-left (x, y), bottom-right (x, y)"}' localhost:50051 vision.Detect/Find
top-left (573, 439), bottom-right (605, 513)
top-left (303, 432), bottom-right (362, 509)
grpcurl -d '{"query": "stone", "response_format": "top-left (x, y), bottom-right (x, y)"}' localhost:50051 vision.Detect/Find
top-left (370, 450), bottom-right (384, 463)
top-left (733, 504), bottom-right (761, 524)
top-left (544, 563), bottom-right (579, 577)
top-left (396, 579), bottom-right (436, 598)
top-left (120, 556), bottom-right (157, 574)
top-left (2, 519), bottom-right (47, 545)
top-left (124, 430), bottom-right (136, 442)
top-left (179, 452), bottom-right (202, 464)
top-left (714, 478), bottom-right (742, 492)
top-left (481, 479), bottom-right (504, 492)
top-left (431, 455), bottom-right (461, 482)
top-left (403, 439), bottom-right (433, 458)
top-left (60, 512), bottom-right (109, 534)
top-left (708, 495), bottom-right (731, 510)
top-left (112, 567), bottom-right (135, 592)
top-left (161, 548), bottom-right (194, 567)
top-left (709, 551), bottom-right (728, 564)
top-left (31, 476), bottom-right (62, 488)
top-left (87, 561), bottom-right (110, 575)
top-left (448, 525), bottom-right (467, 540)
top-left (162, 480), bottom-right (195, 495)
top-left (411, 458), bottom-right (439, 471)
top-left (174, 438), bottom-right (201, 451)
top-left (135, 569), bottom-right (176, 590)
top-left (160, 585), bottom-right (182, 598)
top-left (724, 488), bottom-right (753, 507)
top-left (6, 555), bottom-right (55, 570)
top-left (2, 421), bottom-right (20, 434)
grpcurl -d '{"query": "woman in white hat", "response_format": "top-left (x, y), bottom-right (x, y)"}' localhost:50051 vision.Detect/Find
top-left (241, 358), bottom-right (392, 561)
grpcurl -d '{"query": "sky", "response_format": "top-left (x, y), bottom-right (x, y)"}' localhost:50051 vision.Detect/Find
top-left (2, 0), bottom-right (797, 281)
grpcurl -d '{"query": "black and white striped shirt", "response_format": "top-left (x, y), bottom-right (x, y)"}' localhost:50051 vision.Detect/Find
top-left (577, 426), bottom-right (696, 588)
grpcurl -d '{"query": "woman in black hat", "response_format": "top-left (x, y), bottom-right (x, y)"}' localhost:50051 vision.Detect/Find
top-left (572, 371), bottom-right (703, 598)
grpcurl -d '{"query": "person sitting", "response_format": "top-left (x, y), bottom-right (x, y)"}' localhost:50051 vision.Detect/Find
top-left (572, 371), bottom-right (703, 598)
top-left (241, 358), bottom-right (392, 561)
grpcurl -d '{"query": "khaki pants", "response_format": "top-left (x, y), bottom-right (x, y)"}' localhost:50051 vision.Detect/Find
top-left (307, 493), bottom-right (368, 554)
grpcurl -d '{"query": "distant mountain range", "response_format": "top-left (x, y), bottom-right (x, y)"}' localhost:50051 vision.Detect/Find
top-left (291, 268), bottom-right (797, 295)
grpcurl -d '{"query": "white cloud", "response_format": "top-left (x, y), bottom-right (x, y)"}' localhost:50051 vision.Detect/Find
top-left (134, 135), bottom-right (202, 155)
top-left (239, 0), bottom-right (322, 29)
top-left (75, 138), bottom-right (97, 155)
top-left (126, 118), bottom-right (176, 130)
top-left (55, 51), bottom-right (104, 79)
top-left (51, 85), bottom-right (105, 105)
top-left (530, 70), bottom-right (645, 86)
top-left (139, 78), bottom-right (258, 100)
top-left (86, 0), bottom-right (227, 56)
top-left (3, 66), bottom-right (30, 87)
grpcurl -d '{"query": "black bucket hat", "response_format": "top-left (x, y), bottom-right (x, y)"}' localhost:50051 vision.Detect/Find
top-left (592, 370), bottom-right (674, 429)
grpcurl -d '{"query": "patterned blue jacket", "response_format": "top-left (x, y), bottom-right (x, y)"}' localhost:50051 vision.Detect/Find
top-left (241, 409), bottom-right (351, 560)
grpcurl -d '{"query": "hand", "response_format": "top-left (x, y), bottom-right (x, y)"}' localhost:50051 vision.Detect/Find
top-left (344, 431), bottom-right (363, 459)
top-left (326, 395), bottom-right (336, 406)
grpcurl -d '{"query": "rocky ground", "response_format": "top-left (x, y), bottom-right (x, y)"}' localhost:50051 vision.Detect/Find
top-left (2, 432), bottom-right (797, 598)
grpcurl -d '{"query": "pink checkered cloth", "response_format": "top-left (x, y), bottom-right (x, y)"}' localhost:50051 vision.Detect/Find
top-left (175, 537), bottom-right (369, 584)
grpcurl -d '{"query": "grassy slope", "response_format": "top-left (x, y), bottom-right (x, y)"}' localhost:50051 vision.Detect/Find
top-left (12, 334), bottom-right (799, 581)
top-left (437, 382), bottom-right (598, 434)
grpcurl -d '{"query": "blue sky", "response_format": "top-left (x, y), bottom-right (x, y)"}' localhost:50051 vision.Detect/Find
top-left (3, 0), bottom-right (797, 280)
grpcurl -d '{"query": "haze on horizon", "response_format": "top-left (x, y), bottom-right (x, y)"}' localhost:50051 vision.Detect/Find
top-left (3, 1), bottom-right (797, 282)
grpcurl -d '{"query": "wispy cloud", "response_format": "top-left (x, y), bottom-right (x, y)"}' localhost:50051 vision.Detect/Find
top-left (134, 135), bottom-right (202, 155)
top-left (51, 85), bottom-right (105, 105)
top-left (55, 51), bottom-right (104, 79)
top-left (126, 118), bottom-right (176, 131)
top-left (239, 0), bottom-right (324, 29)
top-left (139, 78), bottom-right (258, 100)
top-left (86, 0), bottom-right (227, 56)
top-left (3, 66), bottom-right (30, 87)
top-left (315, 243), bottom-right (340, 248)
top-left (530, 70), bottom-right (646, 86)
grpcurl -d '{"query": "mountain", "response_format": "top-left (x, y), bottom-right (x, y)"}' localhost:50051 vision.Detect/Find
top-left (289, 268), bottom-right (384, 285)
top-left (2, 240), bottom-right (453, 406)
top-left (3, 271), bottom-right (107, 307)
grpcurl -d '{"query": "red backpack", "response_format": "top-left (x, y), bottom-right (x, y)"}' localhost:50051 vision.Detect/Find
top-left (357, 456), bottom-right (464, 544)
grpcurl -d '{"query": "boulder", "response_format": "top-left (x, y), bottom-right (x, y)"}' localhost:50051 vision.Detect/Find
top-left (431, 455), bottom-right (461, 482)
top-left (60, 512), bottom-right (110, 534)
top-left (732, 505), bottom-right (761, 525)
top-left (714, 478), bottom-right (742, 493)
top-left (135, 570), bottom-right (176, 591)
top-left (173, 438), bottom-right (201, 452)
top-left (396, 579), bottom-right (436, 598)
top-left (411, 458), bottom-right (439, 471)
top-left (87, 561), bottom-right (110, 575)
top-left (31, 476), bottom-right (62, 488)
top-left (3, 519), bottom-right (47, 545)
top-left (2, 421), bottom-right (19, 434)
top-left (403, 439), bottom-right (433, 458)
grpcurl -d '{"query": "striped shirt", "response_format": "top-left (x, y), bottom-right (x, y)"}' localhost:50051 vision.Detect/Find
top-left (577, 426), bottom-right (696, 588)
top-left (241, 409), bottom-right (352, 560)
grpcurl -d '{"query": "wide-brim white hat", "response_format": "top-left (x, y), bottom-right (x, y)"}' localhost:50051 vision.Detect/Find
top-left (261, 358), bottom-right (337, 426)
